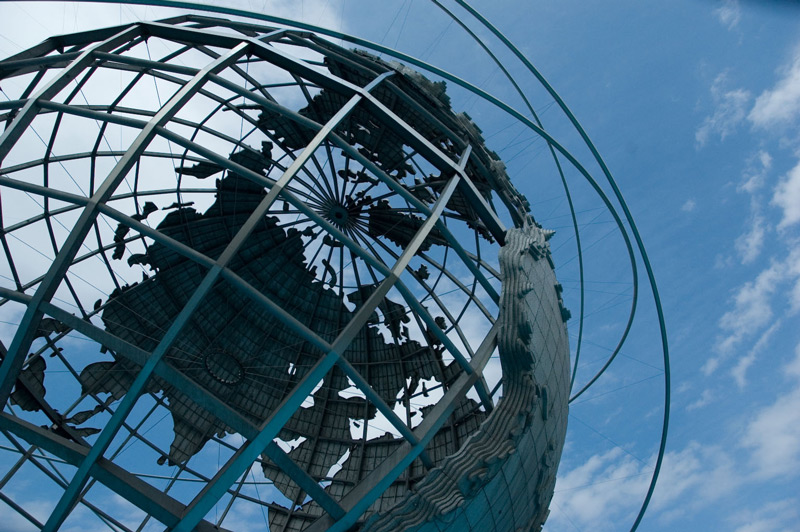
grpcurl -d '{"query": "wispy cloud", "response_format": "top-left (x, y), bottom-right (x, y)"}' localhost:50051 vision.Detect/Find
top-left (731, 320), bottom-right (781, 387)
top-left (741, 343), bottom-right (800, 480)
top-left (548, 448), bottom-right (649, 530)
top-left (708, 248), bottom-right (800, 373)
top-left (696, 73), bottom-right (750, 147)
top-left (714, 258), bottom-right (783, 354)
top-left (551, 345), bottom-right (800, 531)
top-left (749, 45), bottom-right (800, 129)
top-left (681, 198), bottom-right (696, 212)
top-left (734, 208), bottom-right (766, 264)
top-left (772, 159), bottom-right (800, 229)
top-left (714, 0), bottom-right (741, 31)
top-left (547, 441), bottom-right (739, 531)
top-left (738, 150), bottom-right (772, 194)
top-left (686, 388), bottom-right (713, 411)
top-left (731, 498), bottom-right (799, 532)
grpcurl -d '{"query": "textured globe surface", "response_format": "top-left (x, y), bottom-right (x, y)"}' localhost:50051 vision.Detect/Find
top-left (0, 14), bottom-right (569, 532)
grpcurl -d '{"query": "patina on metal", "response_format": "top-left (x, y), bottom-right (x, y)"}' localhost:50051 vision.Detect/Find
top-left (0, 14), bottom-right (573, 532)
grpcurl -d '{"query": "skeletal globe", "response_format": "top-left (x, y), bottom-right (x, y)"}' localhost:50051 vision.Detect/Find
top-left (0, 14), bottom-right (569, 532)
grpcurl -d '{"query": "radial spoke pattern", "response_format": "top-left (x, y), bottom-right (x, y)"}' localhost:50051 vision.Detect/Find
top-left (0, 14), bottom-right (574, 532)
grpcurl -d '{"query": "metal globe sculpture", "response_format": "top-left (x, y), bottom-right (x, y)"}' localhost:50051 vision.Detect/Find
top-left (0, 8), bottom-right (668, 532)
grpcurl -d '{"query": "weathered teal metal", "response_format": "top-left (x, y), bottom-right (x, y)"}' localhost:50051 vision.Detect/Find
top-left (0, 4), bottom-right (670, 532)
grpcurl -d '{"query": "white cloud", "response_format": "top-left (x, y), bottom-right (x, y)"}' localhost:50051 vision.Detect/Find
top-left (772, 159), bottom-right (800, 229)
top-left (731, 320), bottom-right (781, 388)
top-left (713, 247), bottom-right (800, 359)
top-left (714, 253), bottom-right (734, 270)
top-left (696, 73), bottom-right (750, 147)
top-left (652, 441), bottom-right (739, 513)
top-left (551, 344), bottom-right (800, 531)
top-left (725, 152), bottom-right (772, 275)
top-left (787, 343), bottom-right (800, 379)
top-left (731, 499), bottom-right (799, 532)
top-left (1, 1), bottom-right (349, 57)
top-left (789, 252), bottom-right (800, 312)
top-left (749, 45), bottom-right (800, 129)
top-left (0, 492), bottom-right (54, 532)
top-left (546, 442), bottom-right (739, 531)
top-left (738, 150), bottom-right (772, 194)
top-left (0, 501), bottom-right (38, 532)
top-left (681, 198), bottom-right (696, 212)
top-left (741, 344), bottom-right (800, 480)
top-left (734, 211), bottom-right (766, 264)
top-left (714, 0), bottom-right (741, 31)
top-left (547, 448), bottom-right (649, 531)
top-left (686, 388), bottom-right (713, 411)
top-left (715, 260), bottom-right (783, 355)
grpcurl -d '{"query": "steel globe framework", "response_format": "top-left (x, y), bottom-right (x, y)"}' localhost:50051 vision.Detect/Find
top-left (0, 4), bottom-right (670, 532)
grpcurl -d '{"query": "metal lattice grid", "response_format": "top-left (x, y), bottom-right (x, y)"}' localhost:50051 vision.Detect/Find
top-left (0, 14), bottom-right (574, 532)
top-left (0, 3), bottom-right (672, 532)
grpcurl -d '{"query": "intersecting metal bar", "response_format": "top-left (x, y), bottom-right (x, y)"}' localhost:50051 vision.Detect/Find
top-left (0, 490), bottom-right (41, 529)
top-left (389, 147), bottom-right (493, 412)
top-left (0, 25), bottom-right (144, 405)
top-left (0, 173), bottom-right (89, 207)
top-left (0, 25), bottom-right (141, 162)
top-left (37, 99), bottom-right (150, 128)
top-left (0, 342), bottom-right (90, 446)
top-left (176, 134), bottom-right (465, 531)
top-left (0, 18), bottom-right (155, 65)
top-left (2, 3), bottom-right (532, 268)
top-left (307, 321), bottom-right (500, 532)
top-left (6, 4), bottom-right (504, 259)
top-left (0, 413), bottom-right (226, 532)
top-left (0, 51), bottom-right (82, 78)
top-left (0, 18), bottom-right (495, 530)
top-left (38, 42), bottom-right (252, 532)
top-left (360, 85), bottom-right (507, 240)
top-left (0, 286), bottom-right (345, 521)
top-left (94, 49), bottom-right (202, 76)
top-left (0, 173), bottom-right (217, 276)
top-left (174, 271), bottom-right (394, 530)
top-left (175, 13), bottom-right (294, 40)
top-left (193, 32), bottom-right (498, 243)
top-left (244, 68), bottom-right (392, 215)
top-left (358, 92), bottom-right (504, 288)
top-left (236, 26), bottom-right (505, 260)
top-left (0, 425), bottom-right (143, 532)
top-left (170, 73), bottom-right (501, 409)
top-left (302, 118), bottom-right (504, 315)
top-left (3, 21), bottom-right (490, 339)
top-left (27, 63), bottom-right (482, 317)
top-left (17, 116), bottom-right (495, 442)
top-left (138, 20), bottom-right (360, 98)
top-left (1, 149), bottom-right (204, 175)
top-left (168, 70), bottom-right (396, 531)
top-left (89, 27), bottom-right (286, 77)
top-left (0, 99), bottom-right (25, 111)
top-left (329, 170), bottom-right (464, 469)
top-left (28, 99), bottom-right (422, 295)
top-left (40, 93), bottom-right (385, 274)
top-left (166, 70), bottom-right (392, 520)
top-left (335, 357), bottom-right (433, 462)
top-left (2, 115), bottom-right (493, 378)
top-left (2, 168), bottom-right (359, 366)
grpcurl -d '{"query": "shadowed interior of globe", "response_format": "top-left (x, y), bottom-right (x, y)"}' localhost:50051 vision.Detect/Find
top-left (0, 16), bottom-right (568, 532)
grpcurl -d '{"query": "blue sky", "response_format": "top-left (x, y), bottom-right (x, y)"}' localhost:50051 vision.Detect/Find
top-left (1, 1), bottom-right (799, 531)
top-left (509, 2), bottom-right (800, 531)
